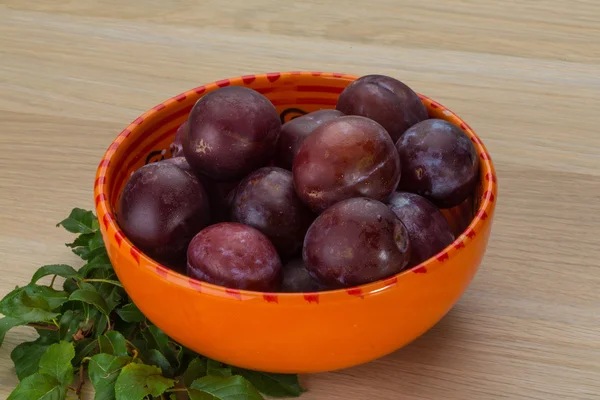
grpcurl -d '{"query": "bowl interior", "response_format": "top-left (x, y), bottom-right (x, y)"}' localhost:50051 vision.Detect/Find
top-left (96, 71), bottom-right (497, 300)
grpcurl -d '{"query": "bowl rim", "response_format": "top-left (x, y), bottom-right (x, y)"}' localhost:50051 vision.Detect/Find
top-left (94, 71), bottom-right (498, 302)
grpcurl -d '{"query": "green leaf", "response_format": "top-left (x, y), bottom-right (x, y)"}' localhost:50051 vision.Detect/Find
top-left (73, 338), bottom-right (99, 366)
top-left (56, 208), bottom-right (96, 234)
top-left (62, 278), bottom-right (79, 294)
top-left (0, 285), bottom-right (65, 323)
top-left (189, 375), bottom-right (264, 400)
top-left (141, 326), bottom-right (177, 365)
top-left (7, 372), bottom-right (65, 400)
top-left (146, 349), bottom-right (175, 377)
top-left (183, 358), bottom-right (207, 386)
top-left (114, 363), bottom-right (176, 400)
top-left (65, 232), bottom-right (95, 248)
top-left (89, 230), bottom-right (105, 251)
top-left (73, 246), bottom-right (107, 261)
top-left (95, 314), bottom-right (109, 338)
top-left (88, 354), bottom-right (131, 400)
top-left (0, 317), bottom-right (22, 346)
top-left (39, 341), bottom-right (75, 386)
top-left (79, 253), bottom-right (112, 277)
top-left (68, 288), bottom-right (110, 316)
top-left (98, 331), bottom-right (129, 357)
top-left (58, 310), bottom-right (84, 341)
top-left (207, 359), bottom-right (232, 377)
top-left (116, 303), bottom-right (146, 323)
top-left (11, 330), bottom-right (60, 380)
top-left (231, 369), bottom-right (305, 397)
top-left (30, 265), bottom-right (79, 285)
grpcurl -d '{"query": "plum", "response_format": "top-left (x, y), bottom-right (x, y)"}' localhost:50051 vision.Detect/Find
top-left (336, 74), bottom-right (428, 142)
top-left (231, 167), bottom-right (315, 258)
top-left (387, 192), bottom-right (455, 267)
top-left (118, 160), bottom-right (210, 266)
top-left (170, 120), bottom-right (188, 157)
top-left (293, 115), bottom-right (401, 213)
top-left (274, 109), bottom-right (344, 170)
top-left (395, 119), bottom-right (479, 208)
top-left (183, 86), bottom-right (281, 181)
top-left (303, 197), bottom-right (410, 288)
top-left (281, 258), bottom-right (326, 293)
top-left (187, 223), bottom-right (282, 291)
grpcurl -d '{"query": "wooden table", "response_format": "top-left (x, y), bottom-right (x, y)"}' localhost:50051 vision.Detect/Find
top-left (1, 1), bottom-right (599, 399)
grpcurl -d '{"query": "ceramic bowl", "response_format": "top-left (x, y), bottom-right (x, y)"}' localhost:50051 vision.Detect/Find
top-left (94, 71), bottom-right (498, 374)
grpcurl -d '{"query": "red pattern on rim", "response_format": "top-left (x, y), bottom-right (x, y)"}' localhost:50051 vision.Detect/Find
top-left (174, 93), bottom-right (187, 102)
top-left (225, 288), bottom-right (242, 300)
top-left (436, 252), bottom-right (450, 262)
top-left (242, 75), bottom-right (256, 84)
top-left (460, 123), bottom-right (467, 130)
top-left (333, 73), bottom-right (343, 78)
top-left (108, 142), bottom-right (120, 151)
top-left (156, 266), bottom-right (169, 278)
top-left (263, 294), bottom-right (279, 304)
top-left (484, 191), bottom-right (495, 202)
top-left (95, 194), bottom-right (107, 207)
top-left (194, 86), bottom-right (206, 95)
top-left (465, 228), bottom-right (477, 239)
top-left (346, 288), bottom-right (363, 298)
top-left (267, 72), bottom-right (281, 82)
top-left (471, 136), bottom-right (483, 145)
top-left (486, 173), bottom-right (497, 183)
top-left (120, 129), bottom-right (132, 138)
top-left (413, 266), bottom-right (427, 274)
top-left (114, 230), bottom-right (124, 247)
top-left (216, 79), bottom-right (231, 88)
top-left (188, 278), bottom-right (203, 292)
top-left (94, 176), bottom-right (106, 188)
top-left (384, 277), bottom-right (398, 286)
top-left (304, 294), bottom-right (319, 304)
top-left (99, 159), bottom-right (110, 168)
top-left (153, 103), bottom-right (166, 111)
top-left (453, 240), bottom-right (466, 250)
top-left (130, 247), bottom-right (141, 265)
top-left (430, 101), bottom-right (440, 109)
top-left (311, 72), bottom-right (322, 76)
top-left (476, 210), bottom-right (489, 220)
top-left (133, 117), bottom-right (144, 125)
top-left (102, 213), bottom-right (113, 230)
top-left (480, 151), bottom-right (491, 160)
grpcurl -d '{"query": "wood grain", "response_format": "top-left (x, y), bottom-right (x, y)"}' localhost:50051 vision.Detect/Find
top-left (1, 1), bottom-right (599, 399)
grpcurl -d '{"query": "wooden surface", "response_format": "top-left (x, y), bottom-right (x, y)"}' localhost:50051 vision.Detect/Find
top-left (1, 1), bottom-right (599, 398)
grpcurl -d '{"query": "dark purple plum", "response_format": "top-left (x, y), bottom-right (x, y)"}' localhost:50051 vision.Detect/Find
top-left (170, 120), bottom-right (188, 157)
top-left (293, 115), bottom-right (401, 213)
top-left (187, 223), bottom-right (282, 291)
top-left (336, 74), bottom-right (428, 142)
top-left (395, 119), bottom-right (479, 208)
top-left (281, 258), bottom-right (327, 293)
top-left (303, 197), bottom-right (411, 288)
top-left (387, 192), bottom-right (455, 267)
top-left (274, 109), bottom-right (344, 170)
top-left (231, 167), bottom-right (315, 258)
top-left (118, 160), bottom-right (210, 266)
top-left (183, 86), bottom-right (281, 181)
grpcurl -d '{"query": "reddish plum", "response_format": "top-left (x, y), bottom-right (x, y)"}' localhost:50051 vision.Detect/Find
top-left (183, 86), bottom-right (281, 181)
top-left (118, 160), bottom-right (210, 266)
top-left (293, 115), bottom-right (401, 213)
top-left (274, 109), bottom-right (344, 170)
top-left (231, 167), bottom-right (315, 258)
top-left (187, 223), bottom-right (282, 291)
top-left (395, 119), bottom-right (479, 208)
top-left (336, 74), bottom-right (427, 142)
top-left (387, 192), bottom-right (455, 267)
top-left (303, 197), bottom-right (411, 288)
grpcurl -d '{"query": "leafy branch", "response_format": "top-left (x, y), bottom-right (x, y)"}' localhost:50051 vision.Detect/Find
top-left (0, 208), bottom-right (305, 400)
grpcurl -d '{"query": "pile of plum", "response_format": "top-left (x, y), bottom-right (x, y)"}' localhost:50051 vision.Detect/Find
top-left (117, 74), bottom-right (479, 293)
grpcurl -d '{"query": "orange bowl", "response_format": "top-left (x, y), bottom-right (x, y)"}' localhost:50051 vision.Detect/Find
top-left (94, 71), bottom-right (498, 374)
